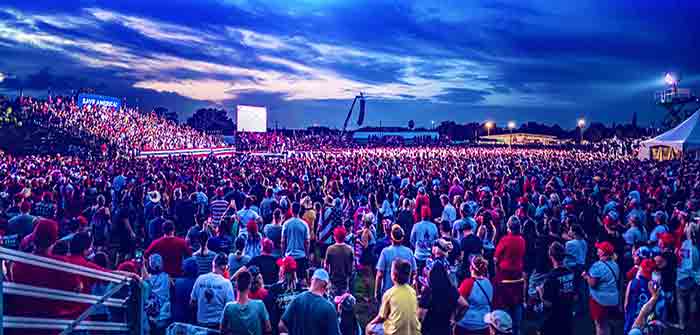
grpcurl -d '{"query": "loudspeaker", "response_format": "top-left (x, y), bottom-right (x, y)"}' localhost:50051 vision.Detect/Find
top-left (357, 98), bottom-right (366, 126)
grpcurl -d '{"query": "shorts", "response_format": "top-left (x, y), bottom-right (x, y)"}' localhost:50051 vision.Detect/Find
top-left (453, 325), bottom-right (489, 335)
top-left (294, 257), bottom-right (308, 281)
top-left (589, 297), bottom-right (614, 321)
top-left (528, 271), bottom-right (547, 297)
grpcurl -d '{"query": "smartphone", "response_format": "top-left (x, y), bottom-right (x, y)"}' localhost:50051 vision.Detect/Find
top-left (134, 249), bottom-right (144, 263)
top-left (651, 271), bottom-right (661, 289)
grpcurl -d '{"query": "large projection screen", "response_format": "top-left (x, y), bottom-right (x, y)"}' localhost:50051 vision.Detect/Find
top-left (236, 105), bottom-right (267, 132)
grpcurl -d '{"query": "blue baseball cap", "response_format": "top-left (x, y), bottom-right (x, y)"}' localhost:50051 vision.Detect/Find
top-left (312, 268), bottom-right (330, 284)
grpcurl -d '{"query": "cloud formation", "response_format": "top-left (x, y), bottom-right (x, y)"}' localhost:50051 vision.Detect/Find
top-left (0, 0), bottom-right (699, 127)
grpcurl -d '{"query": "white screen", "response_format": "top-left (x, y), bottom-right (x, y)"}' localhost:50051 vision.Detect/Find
top-left (236, 105), bottom-right (267, 132)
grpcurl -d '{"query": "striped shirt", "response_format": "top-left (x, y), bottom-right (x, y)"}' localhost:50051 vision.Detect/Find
top-left (192, 250), bottom-right (217, 276)
top-left (209, 199), bottom-right (229, 224)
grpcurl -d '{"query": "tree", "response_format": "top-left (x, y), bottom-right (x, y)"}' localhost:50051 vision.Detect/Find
top-left (582, 122), bottom-right (607, 142)
top-left (408, 120), bottom-right (415, 129)
top-left (153, 106), bottom-right (178, 123)
top-left (186, 108), bottom-right (235, 135)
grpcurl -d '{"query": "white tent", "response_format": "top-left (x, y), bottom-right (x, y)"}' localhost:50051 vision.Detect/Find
top-left (638, 110), bottom-right (700, 160)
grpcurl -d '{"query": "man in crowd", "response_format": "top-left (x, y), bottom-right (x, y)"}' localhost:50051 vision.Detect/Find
top-left (279, 269), bottom-right (340, 335)
top-left (493, 218), bottom-right (526, 335)
top-left (145, 220), bottom-right (192, 277)
top-left (375, 225), bottom-right (417, 300)
top-left (247, 238), bottom-right (279, 286)
top-left (324, 226), bottom-right (354, 295)
top-left (440, 194), bottom-right (457, 224)
top-left (411, 206), bottom-right (438, 273)
top-left (209, 188), bottom-right (229, 225)
top-left (453, 202), bottom-right (477, 241)
top-left (538, 242), bottom-right (575, 335)
top-left (146, 205), bottom-right (166, 246)
top-left (238, 196), bottom-right (261, 233)
top-left (191, 252), bottom-right (234, 329)
top-left (220, 271), bottom-right (271, 335)
top-left (8, 201), bottom-right (36, 242)
top-left (281, 202), bottom-right (310, 284)
top-left (367, 259), bottom-right (420, 335)
top-left (33, 192), bottom-right (57, 219)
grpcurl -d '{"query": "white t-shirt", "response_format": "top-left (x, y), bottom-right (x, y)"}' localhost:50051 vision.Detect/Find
top-left (190, 272), bottom-right (234, 324)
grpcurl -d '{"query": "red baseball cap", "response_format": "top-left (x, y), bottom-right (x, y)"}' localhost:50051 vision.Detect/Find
top-left (595, 241), bottom-right (615, 256)
top-left (333, 226), bottom-right (347, 242)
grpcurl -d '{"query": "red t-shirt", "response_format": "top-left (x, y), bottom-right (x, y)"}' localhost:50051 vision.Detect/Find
top-left (248, 287), bottom-right (268, 300)
top-left (64, 254), bottom-right (110, 291)
top-left (458, 277), bottom-right (476, 297)
top-left (495, 234), bottom-right (526, 272)
top-left (145, 236), bottom-right (192, 277)
top-left (9, 254), bottom-right (83, 320)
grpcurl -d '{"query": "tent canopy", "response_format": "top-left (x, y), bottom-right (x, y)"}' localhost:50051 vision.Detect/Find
top-left (638, 109), bottom-right (700, 159)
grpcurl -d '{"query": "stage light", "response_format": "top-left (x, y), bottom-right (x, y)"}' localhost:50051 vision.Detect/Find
top-left (664, 73), bottom-right (676, 86)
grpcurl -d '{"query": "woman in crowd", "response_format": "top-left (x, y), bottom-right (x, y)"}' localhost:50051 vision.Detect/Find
top-left (455, 256), bottom-right (493, 335)
top-left (583, 242), bottom-right (620, 335)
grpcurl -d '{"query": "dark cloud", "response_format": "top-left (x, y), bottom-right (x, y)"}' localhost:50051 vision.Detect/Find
top-left (0, 68), bottom-right (94, 91)
top-left (435, 88), bottom-right (491, 104)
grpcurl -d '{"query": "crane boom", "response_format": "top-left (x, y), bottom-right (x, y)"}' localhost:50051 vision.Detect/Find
top-left (343, 95), bottom-right (359, 133)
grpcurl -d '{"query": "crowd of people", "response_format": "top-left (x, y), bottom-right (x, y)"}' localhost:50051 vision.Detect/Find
top-left (236, 132), bottom-right (350, 152)
top-left (16, 96), bottom-right (224, 153)
top-left (1, 141), bottom-right (700, 335)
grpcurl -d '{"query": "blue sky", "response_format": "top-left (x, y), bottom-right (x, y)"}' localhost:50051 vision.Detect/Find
top-left (0, 0), bottom-right (699, 128)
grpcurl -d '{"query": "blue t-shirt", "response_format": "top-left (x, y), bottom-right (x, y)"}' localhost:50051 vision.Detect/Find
top-left (173, 277), bottom-right (197, 323)
top-left (457, 278), bottom-right (493, 330)
top-left (649, 225), bottom-right (668, 242)
top-left (237, 208), bottom-right (261, 230)
top-left (564, 239), bottom-right (587, 269)
top-left (221, 300), bottom-right (269, 335)
top-left (588, 260), bottom-right (619, 306)
top-left (452, 217), bottom-right (477, 241)
top-left (190, 272), bottom-right (235, 324)
top-left (263, 224), bottom-right (283, 258)
top-left (376, 245), bottom-right (417, 295)
top-left (282, 217), bottom-right (310, 259)
top-left (281, 291), bottom-right (340, 335)
top-left (410, 220), bottom-right (438, 261)
top-left (623, 227), bottom-right (646, 246)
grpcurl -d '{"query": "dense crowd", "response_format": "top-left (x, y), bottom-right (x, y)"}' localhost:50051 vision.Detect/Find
top-left (236, 132), bottom-right (351, 152)
top-left (17, 96), bottom-right (224, 153)
top-left (1, 144), bottom-right (699, 335)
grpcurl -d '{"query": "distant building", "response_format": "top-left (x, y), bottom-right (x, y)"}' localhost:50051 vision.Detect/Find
top-left (481, 132), bottom-right (562, 145)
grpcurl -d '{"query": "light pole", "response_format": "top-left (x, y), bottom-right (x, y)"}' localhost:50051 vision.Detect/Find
top-left (507, 121), bottom-right (516, 146)
top-left (485, 121), bottom-right (493, 137)
top-left (577, 118), bottom-right (585, 144)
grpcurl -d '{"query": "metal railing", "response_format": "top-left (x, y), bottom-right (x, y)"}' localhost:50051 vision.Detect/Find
top-left (0, 247), bottom-right (145, 335)
top-left (655, 88), bottom-right (693, 104)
